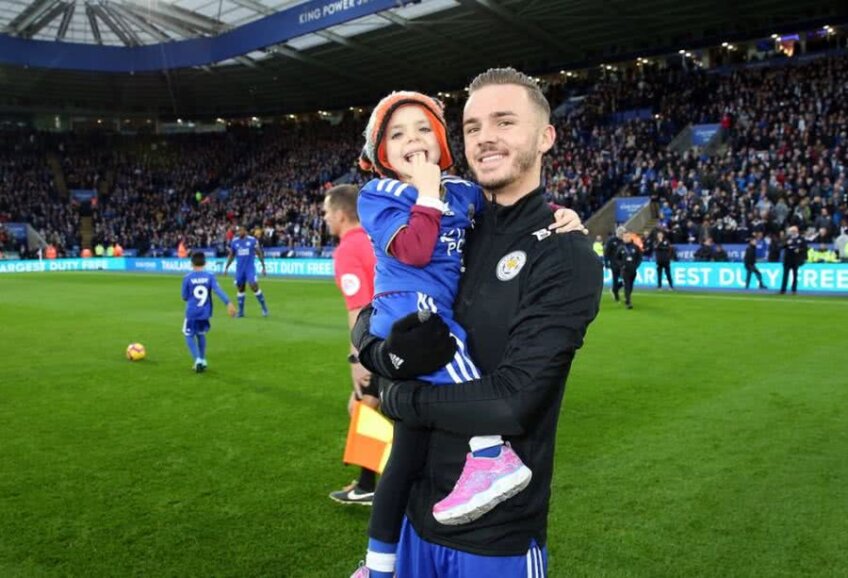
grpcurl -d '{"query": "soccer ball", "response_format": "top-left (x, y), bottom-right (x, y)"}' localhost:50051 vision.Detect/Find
top-left (126, 343), bottom-right (146, 361)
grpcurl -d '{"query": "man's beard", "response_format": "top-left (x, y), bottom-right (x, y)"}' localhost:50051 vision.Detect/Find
top-left (471, 146), bottom-right (537, 194)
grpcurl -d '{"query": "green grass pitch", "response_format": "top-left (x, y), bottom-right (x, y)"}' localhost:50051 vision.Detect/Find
top-left (0, 273), bottom-right (846, 578)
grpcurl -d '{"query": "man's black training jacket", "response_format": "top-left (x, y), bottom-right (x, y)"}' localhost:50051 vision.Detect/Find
top-left (362, 187), bottom-right (603, 556)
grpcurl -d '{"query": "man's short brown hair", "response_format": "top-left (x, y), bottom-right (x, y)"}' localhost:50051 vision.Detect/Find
top-left (324, 184), bottom-right (359, 222)
top-left (467, 67), bottom-right (551, 122)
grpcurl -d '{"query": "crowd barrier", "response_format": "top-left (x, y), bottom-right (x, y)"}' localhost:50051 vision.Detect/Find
top-left (1, 258), bottom-right (846, 293)
top-left (603, 262), bottom-right (848, 293)
top-left (0, 257), bottom-right (333, 278)
top-left (672, 243), bottom-right (837, 262)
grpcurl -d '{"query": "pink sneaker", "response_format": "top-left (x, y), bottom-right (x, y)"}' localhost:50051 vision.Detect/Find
top-left (432, 443), bottom-right (532, 525)
top-left (349, 563), bottom-right (369, 578)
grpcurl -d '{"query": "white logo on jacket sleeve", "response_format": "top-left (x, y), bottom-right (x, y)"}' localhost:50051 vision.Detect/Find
top-left (532, 228), bottom-right (552, 241)
top-left (341, 273), bottom-right (361, 296)
top-left (496, 251), bottom-right (527, 281)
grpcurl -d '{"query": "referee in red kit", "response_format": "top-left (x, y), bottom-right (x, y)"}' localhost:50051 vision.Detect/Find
top-left (323, 184), bottom-right (380, 505)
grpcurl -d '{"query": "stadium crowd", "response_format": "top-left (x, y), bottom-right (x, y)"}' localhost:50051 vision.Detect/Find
top-left (1, 47), bottom-right (847, 261)
top-left (548, 53), bottom-right (848, 260)
top-left (638, 56), bottom-right (848, 256)
top-left (0, 132), bottom-right (79, 257)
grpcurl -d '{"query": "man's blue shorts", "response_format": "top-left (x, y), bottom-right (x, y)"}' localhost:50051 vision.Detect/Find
top-left (234, 267), bottom-right (257, 286)
top-left (396, 517), bottom-right (548, 578)
top-left (182, 318), bottom-right (211, 336)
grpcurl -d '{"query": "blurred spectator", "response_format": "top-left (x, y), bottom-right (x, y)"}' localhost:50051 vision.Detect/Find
top-left (654, 230), bottom-right (674, 289)
top-left (694, 238), bottom-right (715, 261)
top-left (780, 225), bottom-right (807, 294)
top-left (744, 237), bottom-right (768, 290)
top-left (836, 229), bottom-right (848, 260)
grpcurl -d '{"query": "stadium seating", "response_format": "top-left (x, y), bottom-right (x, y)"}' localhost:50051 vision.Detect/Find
top-left (1, 50), bottom-right (846, 260)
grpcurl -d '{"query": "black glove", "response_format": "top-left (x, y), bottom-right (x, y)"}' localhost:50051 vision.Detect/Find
top-left (383, 310), bottom-right (457, 378)
top-left (352, 307), bottom-right (457, 379)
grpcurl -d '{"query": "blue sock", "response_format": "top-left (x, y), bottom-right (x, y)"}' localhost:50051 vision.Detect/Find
top-left (255, 290), bottom-right (267, 312)
top-left (366, 538), bottom-right (396, 578)
top-left (472, 445), bottom-right (502, 458)
top-left (237, 293), bottom-right (245, 315)
top-left (196, 334), bottom-right (207, 359)
top-left (184, 335), bottom-right (200, 361)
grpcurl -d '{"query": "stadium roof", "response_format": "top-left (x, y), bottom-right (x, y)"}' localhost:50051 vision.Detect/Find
top-left (0, 0), bottom-right (845, 117)
top-left (0, 0), bottom-right (457, 64)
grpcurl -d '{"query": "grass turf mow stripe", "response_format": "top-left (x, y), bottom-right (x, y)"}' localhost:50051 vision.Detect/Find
top-left (0, 273), bottom-right (845, 577)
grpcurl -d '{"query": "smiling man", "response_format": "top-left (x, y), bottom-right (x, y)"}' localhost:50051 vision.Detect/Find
top-left (353, 68), bottom-right (604, 577)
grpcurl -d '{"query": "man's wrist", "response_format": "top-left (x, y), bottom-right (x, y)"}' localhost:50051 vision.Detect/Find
top-left (381, 380), bottom-right (424, 423)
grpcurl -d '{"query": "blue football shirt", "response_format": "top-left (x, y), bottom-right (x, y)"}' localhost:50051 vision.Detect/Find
top-left (358, 175), bottom-right (485, 308)
top-left (230, 236), bottom-right (259, 274)
top-left (182, 270), bottom-right (230, 320)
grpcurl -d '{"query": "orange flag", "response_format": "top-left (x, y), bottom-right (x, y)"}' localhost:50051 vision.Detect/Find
top-left (343, 402), bottom-right (394, 474)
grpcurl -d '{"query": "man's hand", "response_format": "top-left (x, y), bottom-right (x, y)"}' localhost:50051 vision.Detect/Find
top-left (550, 208), bottom-right (588, 235)
top-left (351, 363), bottom-right (371, 399)
top-left (383, 311), bottom-right (457, 378)
top-left (347, 391), bottom-right (358, 417)
top-left (227, 303), bottom-right (237, 317)
top-left (223, 267), bottom-right (229, 277)
top-left (261, 265), bottom-right (267, 277)
top-left (408, 152), bottom-right (442, 200)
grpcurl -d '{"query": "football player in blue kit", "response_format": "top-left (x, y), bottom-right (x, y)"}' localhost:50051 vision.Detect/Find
top-left (182, 252), bottom-right (236, 372)
top-left (223, 226), bottom-right (268, 317)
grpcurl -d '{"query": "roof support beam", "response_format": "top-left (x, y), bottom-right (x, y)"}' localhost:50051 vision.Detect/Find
top-left (515, 0), bottom-right (547, 15)
top-left (5, 0), bottom-right (58, 33)
top-left (85, 4), bottom-right (102, 44)
top-left (165, 4), bottom-right (229, 32)
top-left (122, 1), bottom-right (228, 36)
top-left (55, 2), bottom-right (75, 40)
top-left (458, 0), bottom-right (579, 60)
top-left (101, 2), bottom-right (144, 45)
top-left (229, 0), bottom-right (274, 16)
top-left (267, 44), bottom-right (362, 83)
top-left (89, 4), bottom-right (138, 46)
top-left (378, 11), bottom-right (470, 55)
top-left (314, 29), bottom-right (442, 84)
top-left (234, 56), bottom-right (258, 68)
top-left (131, 1), bottom-right (228, 33)
top-left (120, 3), bottom-right (204, 38)
top-left (21, 1), bottom-right (66, 38)
top-left (107, 2), bottom-right (172, 42)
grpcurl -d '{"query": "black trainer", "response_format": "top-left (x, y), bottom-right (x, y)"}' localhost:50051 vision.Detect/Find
top-left (329, 481), bottom-right (374, 506)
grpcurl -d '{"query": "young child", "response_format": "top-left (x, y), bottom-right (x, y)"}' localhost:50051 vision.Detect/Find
top-left (352, 91), bottom-right (576, 578)
top-left (181, 251), bottom-right (236, 372)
